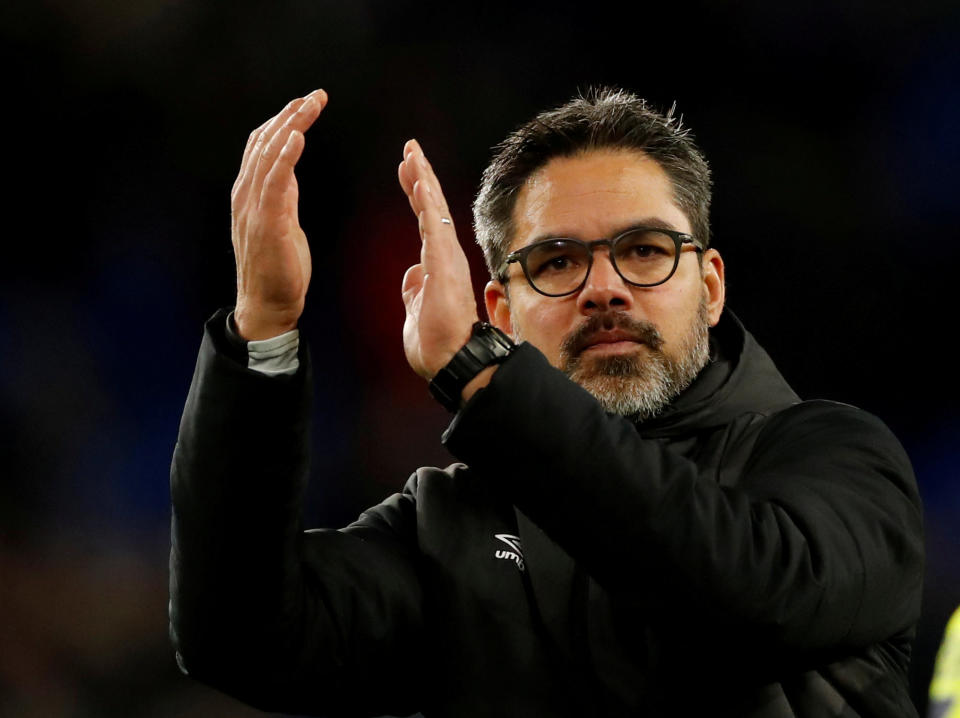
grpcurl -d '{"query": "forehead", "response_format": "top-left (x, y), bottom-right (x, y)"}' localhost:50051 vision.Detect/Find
top-left (510, 148), bottom-right (690, 250)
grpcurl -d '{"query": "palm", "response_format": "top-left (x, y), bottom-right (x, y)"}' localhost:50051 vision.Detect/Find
top-left (242, 179), bottom-right (311, 311)
top-left (398, 141), bottom-right (479, 379)
top-left (231, 90), bottom-right (326, 340)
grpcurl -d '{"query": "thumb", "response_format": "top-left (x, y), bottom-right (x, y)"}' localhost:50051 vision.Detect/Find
top-left (402, 264), bottom-right (425, 310)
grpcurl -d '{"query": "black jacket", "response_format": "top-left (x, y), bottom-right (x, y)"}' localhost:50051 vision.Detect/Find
top-left (169, 309), bottom-right (923, 717)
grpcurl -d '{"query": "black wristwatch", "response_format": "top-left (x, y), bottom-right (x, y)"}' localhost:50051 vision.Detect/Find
top-left (429, 322), bottom-right (516, 412)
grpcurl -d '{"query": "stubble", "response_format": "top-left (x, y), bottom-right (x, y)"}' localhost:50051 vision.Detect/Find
top-left (557, 299), bottom-right (711, 419)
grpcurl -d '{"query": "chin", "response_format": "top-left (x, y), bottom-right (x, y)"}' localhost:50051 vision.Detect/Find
top-left (577, 348), bottom-right (647, 376)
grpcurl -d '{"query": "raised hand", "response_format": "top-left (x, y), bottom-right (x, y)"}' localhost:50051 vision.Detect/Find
top-left (231, 89), bottom-right (328, 341)
top-left (398, 140), bottom-right (480, 380)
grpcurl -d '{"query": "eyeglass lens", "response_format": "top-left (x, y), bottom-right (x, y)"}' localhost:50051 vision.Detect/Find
top-left (524, 229), bottom-right (679, 295)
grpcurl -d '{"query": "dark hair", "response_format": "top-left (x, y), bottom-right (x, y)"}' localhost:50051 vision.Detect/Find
top-left (473, 86), bottom-right (712, 279)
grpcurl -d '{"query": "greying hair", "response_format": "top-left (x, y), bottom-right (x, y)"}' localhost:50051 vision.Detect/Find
top-left (472, 87), bottom-right (712, 279)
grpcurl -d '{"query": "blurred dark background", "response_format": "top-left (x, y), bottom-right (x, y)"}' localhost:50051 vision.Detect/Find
top-left (1, 1), bottom-right (958, 715)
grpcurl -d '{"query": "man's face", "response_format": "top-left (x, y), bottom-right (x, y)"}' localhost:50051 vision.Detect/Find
top-left (484, 148), bottom-right (726, 416)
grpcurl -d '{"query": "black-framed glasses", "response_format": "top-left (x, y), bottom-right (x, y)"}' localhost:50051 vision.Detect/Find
top-left (499, 227), bottom-right (703, 297)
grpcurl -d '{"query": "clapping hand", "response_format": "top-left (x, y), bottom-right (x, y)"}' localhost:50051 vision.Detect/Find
top-left (397, 140), bottom-right (480, 380)
top-left (231, 89), bottom-right (327, 341)
top-left (229, 92), bottom-right (483, 390)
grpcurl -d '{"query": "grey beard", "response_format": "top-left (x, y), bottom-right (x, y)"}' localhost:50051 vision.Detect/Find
top-left (557, 300), bottom-right (711, 419)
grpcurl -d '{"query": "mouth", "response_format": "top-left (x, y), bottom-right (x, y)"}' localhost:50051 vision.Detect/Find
top-left (561, 313), bottom-right (664, 364)
top-left (580, 332), bottom-right (646, 356)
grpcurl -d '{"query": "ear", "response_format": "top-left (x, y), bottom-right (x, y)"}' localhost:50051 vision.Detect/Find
top-left (484, 279), bottom-right (513, 336)
top-left (701, 248), bottom-right (726, 326)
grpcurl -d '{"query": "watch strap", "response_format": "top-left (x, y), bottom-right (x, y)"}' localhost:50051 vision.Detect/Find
top-left (429, 322), bottom-right (515, 411)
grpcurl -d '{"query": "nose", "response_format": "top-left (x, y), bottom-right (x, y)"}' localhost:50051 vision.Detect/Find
top-left (576, 248), bottom-right (634, 315)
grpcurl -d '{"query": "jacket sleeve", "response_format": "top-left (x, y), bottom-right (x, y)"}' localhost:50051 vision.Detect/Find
top-left (169, 310), bottom-right (424, 717)
top-left (443, 342), bottom-right (923, 653)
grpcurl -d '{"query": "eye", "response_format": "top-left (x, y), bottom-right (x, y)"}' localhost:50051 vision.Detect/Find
top-left (539, 255), bottom-right (573, 272)
top-left (630, 244), bottom-right (662, 258)
top-left (527, 241), bottom-right (586, 277)
top-left (617, 231), bottom-right (674, 262)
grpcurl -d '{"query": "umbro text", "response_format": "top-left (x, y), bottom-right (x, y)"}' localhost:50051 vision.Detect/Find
top-left (494, 534), bottom-right (525, 572)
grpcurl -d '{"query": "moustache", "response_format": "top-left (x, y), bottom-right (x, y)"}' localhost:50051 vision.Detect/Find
top-left (561, 312), bottom-right (664, 359)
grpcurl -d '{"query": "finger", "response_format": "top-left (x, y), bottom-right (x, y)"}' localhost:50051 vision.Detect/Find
top-left (251, 90), bottom-right (327, 203)
top-left (233, 120), bottom-right (276, 206)
top-left (255, 88), bottom-right (324, 164)
top-left (414, 175), bottom-right (456, 241)
top-left (398, 159), bottom-right (417, 213)
top-left (416, 150), bottom-right (454, 221)
top-left (398, 139), bottom-right (432, 214)
top-left (416, 194), bottom-right (460, 276)
top-left (402, 141), bottom-right (463, 277)
top-left (403, 138), bottom-right (418, 159)
top-left (401, 263), bottom-right (425, 308)
top-left (404, 139), bottom-right (453, 222)
top-left (232, 97), bottom-right (307, 206)
top-left (243, 98), bottom-right (304, 175)
top-left (259, 128), bottom-right (306, 217)
top-left (400, 147), bottom-right (449, 230)
top-left (397, 160), bottom-right (426, 222)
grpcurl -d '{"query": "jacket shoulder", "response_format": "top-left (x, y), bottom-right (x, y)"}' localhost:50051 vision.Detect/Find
top-left (743, 399), bottom-right (919, 505)
top-left (756, 399), bottom-right (909, 459)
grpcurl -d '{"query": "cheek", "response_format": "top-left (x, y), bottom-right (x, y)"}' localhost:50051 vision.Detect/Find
top-left (511, 298), bottom-right (575, 363)
top-left (644, 288), bottom-right (705, 350)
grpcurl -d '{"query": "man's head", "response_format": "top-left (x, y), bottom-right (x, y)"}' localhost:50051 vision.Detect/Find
top-left (474, 87), bottom-right (713, 280)
top-left (475, 88), bottom-right (725, 419)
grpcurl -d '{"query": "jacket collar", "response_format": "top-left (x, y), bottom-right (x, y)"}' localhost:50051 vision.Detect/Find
top-left (631, 309), bottom-right (800, 438)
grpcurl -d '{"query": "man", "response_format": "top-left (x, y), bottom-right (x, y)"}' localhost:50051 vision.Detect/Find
top-left (169, 87), bottom-right (923, 717)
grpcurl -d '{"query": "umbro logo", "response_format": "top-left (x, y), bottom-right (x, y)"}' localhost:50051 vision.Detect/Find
top-left (494, 533), bottom-right (525, 572)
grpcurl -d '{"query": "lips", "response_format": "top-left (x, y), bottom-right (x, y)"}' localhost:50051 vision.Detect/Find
top-left (581, 330), bottom-right (645, 352)
top-left (561, 312), bottom-right (664, 360)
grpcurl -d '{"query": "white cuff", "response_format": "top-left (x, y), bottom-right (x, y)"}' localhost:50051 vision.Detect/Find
top-left (247, 329), bottom-right (300, 376)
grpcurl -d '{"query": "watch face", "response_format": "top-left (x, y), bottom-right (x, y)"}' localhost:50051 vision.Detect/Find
top-left (474, 323), bottom-right (514, 353)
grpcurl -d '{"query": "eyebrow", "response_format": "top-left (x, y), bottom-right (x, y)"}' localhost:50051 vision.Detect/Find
top-left (523, 216), bottom-right (683, 246)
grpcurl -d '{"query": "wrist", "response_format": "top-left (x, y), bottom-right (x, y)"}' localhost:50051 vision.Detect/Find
top-left (233, 303), bottom-right (300, 341)
top-left (429, 322), bottom-right (515, 412)
top-left (461, 366), bottom-right (497, 405)
top-left (427, 323), bottom-right (478, 379)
